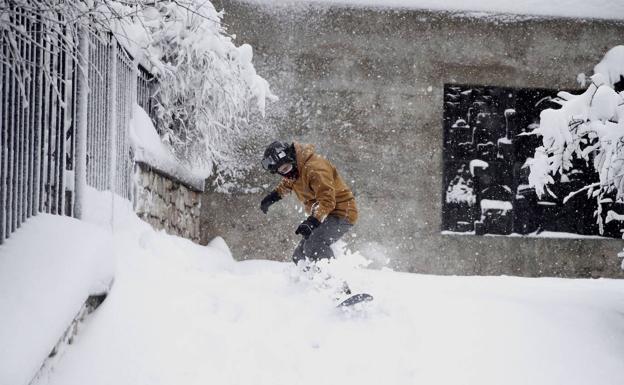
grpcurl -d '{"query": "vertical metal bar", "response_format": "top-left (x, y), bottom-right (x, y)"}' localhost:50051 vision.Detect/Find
top-left (27, 12), bottom-right (36, 218)
top-left (97, 37), bottom-right (102, 190)
top-left (117, 54), bottom-right (122, 197)
top-left (57, 23), bottom-right (67, 216)
top-left (128, 59), bottom-right (135, 199)
top-left (13, 8), bottom-right (20, 228)
top-left (103, 38), bottom-right (109, 191)
top-left (95, 34), bottom-right (101, 190)
top-left (86, 33), bottom-right (93, 189)
top-left (96, 38), bottom-right (102, 190)
top-left (93, 36), bottom-right (99, 189)
top-left (55, 23), bottom-right (62, 214)
top-left (125, 62), bottom-right (129, 198)
top-left (104, 37), bottom-right (110, 191)
top-left (8, 33), bottom-right (15, 234)
top-left (19, 6), bottom-right (27, 224)
top-left (98, 37), bottom-right (103, 190)
top-left (126, 59), bottom-right (131, 198)
top-left (62, 24), bottom-right (74, 216)
top-left (74, 22), bottom-right (89, 219)
top-left (115, 55), bottom-right (120, 196)
top-left (16, 8), bottom-right (24, 228)
top-left (33, 12), bottom-right (43, 215)
top-left (22, 7), bottom-right (29, 222)
top-left (120, 58), bottom-right (126, 198)
top-left (0, 28), bottom-right (6, 243)
top-left (40, 28), bottom-right (51, 213)
top-left (45, 34), bottom-right (54, 213)
top-left (68, 40), bottom-right (78, 217)
top-left (98, 37), bottom-right (105, 190)
top-left (24, 9), bottom-right (32, 220)
top-left (48, 31), bottom-right (58, 215)
top-left (55, 24), bottom-right (64, 215)
top-left (118, 55), bottom-right (122, 196)
top-left (108, 39), bottom-right (117, 193)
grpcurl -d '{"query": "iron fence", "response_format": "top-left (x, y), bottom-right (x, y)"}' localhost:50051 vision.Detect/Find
top-left (137, 64), bottom-right (157, 122)
top-left (1, 7), bottom-right (159, 244)
top-left (1, 7), bottom-right (77, 244)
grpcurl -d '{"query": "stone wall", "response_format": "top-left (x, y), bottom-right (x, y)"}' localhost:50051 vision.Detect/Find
top-left (134, 162), bottom-right (202, 243)
top-left (201, 1), bottom-right (624, 278)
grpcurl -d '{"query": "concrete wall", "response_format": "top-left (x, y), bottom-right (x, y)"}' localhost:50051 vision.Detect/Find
top-left (202, 1), bottom-right (624, 277)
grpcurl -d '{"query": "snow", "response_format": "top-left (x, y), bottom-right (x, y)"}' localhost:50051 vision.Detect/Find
top-left (446, 176), bottom-right (476, 205)
top-left (594, 46), bottom-right (624, 89)
top-left (240, 0), bottom-right (624, 21)
top-left (442, 230), bottom-right (610, 239)
top-left (470, 159), bottom-right (489, 176)
top-left (129, 103), bottom-right (205, 191)
top-left (606, 210), bottom-right (624, 224)
top-left (480, 199), bottom-right (513, 212)
top-left (10, 197), bottom-right (620, 385)
top-left (0, 214), bottom-right (113, 385)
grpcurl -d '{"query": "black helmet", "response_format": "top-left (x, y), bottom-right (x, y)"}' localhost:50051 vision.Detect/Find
top-left (262, 141), bottom-right (296, 175)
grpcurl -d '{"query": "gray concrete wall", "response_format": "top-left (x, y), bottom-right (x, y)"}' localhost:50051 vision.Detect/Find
top-left (201, 1), bottom-right (624, 278)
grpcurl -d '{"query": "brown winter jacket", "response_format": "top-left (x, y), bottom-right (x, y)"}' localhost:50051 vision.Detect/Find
top-left (274, 142), bottom-right (358, 224)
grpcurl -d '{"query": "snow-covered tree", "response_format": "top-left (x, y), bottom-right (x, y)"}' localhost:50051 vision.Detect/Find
top-left (526, 46), bottom-right (624, 238)
top-left (127, 1), bottom-right (278, 190)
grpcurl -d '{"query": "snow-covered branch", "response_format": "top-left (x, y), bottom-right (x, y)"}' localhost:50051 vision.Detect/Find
top-left (526, 46), bottom-right (624, 232)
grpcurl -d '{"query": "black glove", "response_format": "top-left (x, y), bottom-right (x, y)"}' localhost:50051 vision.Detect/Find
top-left (295, 216), bottom-right (321, 239)
top-left (260, 191), bottom-right (281, 214)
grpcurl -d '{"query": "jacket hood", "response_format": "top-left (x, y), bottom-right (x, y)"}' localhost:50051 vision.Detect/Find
top-left (294, 142), bottom-right (316, 171)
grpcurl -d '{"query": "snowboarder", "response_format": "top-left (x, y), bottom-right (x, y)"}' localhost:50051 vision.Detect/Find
top-left (259, 141), bottom-right (358, 265)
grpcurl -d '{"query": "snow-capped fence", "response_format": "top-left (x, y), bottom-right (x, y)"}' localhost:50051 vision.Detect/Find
top-left (0, 8), bottom-right (158, 244)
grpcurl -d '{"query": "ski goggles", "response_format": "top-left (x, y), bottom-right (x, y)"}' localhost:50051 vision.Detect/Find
top-left (261, 148), bottom-right (288, 172)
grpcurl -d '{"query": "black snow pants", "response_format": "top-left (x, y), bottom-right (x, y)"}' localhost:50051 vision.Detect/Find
top-left (292, 215), bottom-right (353, 264)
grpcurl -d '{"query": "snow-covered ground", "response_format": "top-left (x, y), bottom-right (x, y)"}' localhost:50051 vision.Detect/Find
top-left (0, 214), bottom-right (114, 385)
top-left (240, 0), bottom-right (624, 21)
top-left (11, 194), bottom-right (622, 385)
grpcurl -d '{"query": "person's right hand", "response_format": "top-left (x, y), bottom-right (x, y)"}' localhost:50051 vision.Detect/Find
top-left (260, 191), bottom-right (281, 214)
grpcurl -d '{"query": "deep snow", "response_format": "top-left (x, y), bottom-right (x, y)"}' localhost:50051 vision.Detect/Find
top-left (0, 214), bottom-right (113, 385)
top-left (21, 196), bottom-right (624, 385)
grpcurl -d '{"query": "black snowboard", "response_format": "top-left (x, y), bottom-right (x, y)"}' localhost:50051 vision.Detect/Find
top-left (337, 293), bottom-right (374, 307)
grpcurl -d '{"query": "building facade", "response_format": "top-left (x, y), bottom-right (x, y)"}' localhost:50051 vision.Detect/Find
top-left (201, 1), bottom-right (624, 277)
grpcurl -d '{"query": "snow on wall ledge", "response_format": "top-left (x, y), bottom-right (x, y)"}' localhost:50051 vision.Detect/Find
top-left (129, 103), bottom-right (205, 192)
top-left (238, 0), bottom-right (624, 21)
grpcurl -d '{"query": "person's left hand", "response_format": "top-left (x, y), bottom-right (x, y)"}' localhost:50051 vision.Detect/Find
top-left (295, 216), bottom-right (321, 239)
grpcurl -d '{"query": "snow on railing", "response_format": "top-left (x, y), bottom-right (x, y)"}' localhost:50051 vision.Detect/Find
top-left (0, 6), bottom-right (159, 244)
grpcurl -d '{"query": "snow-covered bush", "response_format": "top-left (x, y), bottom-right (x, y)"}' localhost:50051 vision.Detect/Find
top-left (134, 1), bottom-right (277, 190)
top-left (526, 46), bottom-right (624, 238)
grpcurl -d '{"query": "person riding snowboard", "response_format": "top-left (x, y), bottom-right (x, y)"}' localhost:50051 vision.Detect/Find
top-left (260, 141), bottom-right (358, 265)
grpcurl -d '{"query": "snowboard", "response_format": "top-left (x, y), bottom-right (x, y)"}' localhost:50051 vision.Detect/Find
top-left (336, 293), bottom-right (374, 307)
